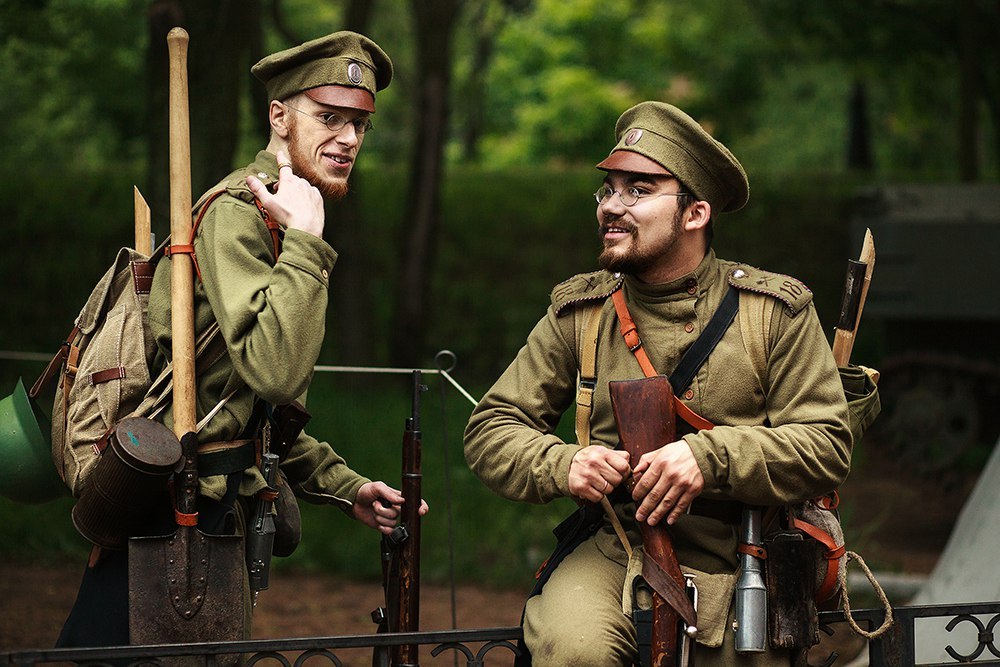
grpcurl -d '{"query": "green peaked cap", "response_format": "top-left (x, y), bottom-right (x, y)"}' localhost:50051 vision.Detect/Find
top-left (251, 31), bottom-right (392, 112)
top-left (597, 102), bottom-right (749, 214)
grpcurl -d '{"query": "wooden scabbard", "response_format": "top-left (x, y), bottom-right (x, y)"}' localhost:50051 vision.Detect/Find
top-left (610, 376), bottom-right (696, 665)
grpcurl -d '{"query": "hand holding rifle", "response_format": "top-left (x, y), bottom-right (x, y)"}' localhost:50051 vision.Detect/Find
top-left (355, 481), bottom-right (428, 535)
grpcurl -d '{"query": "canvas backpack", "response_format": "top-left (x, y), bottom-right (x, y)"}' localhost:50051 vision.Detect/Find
top-left (29, 190), bottom-right (279, 498)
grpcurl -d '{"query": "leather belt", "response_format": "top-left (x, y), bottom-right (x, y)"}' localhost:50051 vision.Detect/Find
top-left (198, 438), bottom-right (259, 477)
top-left (607, 488), bottom-right (743, 525)
top-left (689, 497), bottom-right (743, 525)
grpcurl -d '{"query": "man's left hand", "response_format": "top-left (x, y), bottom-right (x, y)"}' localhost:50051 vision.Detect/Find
top-left (353, 481), bottom-right (430, 535)
top-left (631, 439), bottom-right (704, 526)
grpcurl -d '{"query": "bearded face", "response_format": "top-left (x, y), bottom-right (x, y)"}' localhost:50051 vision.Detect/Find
top-left (597, 202), bottom-right (686, 276)
top-left (283, 102), bottom-right (363, 201)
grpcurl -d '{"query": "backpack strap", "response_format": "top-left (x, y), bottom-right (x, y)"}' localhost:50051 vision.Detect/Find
top-left (571, 301), bottom-right (633, 558)
top-left (669, 287), bottom-right (739, 397)
top-left (166, 190), bottom-right (281, 282)
top-left (574, 303), bottom-right (603, 448)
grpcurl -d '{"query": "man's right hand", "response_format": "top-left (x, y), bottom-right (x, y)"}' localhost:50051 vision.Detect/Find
top-left (246, 149), bottom-right (326, 238)
top-left (568, 445), bottom-right (631, 503)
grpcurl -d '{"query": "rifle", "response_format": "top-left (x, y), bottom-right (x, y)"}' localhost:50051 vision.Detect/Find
top-left (372, 371), bottom-right (426, 667)
top-left (610, 376), bottom-right (698, 667)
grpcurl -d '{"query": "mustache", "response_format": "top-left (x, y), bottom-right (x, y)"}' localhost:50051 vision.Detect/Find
top-left (598, 215), bottom-right (637, 236)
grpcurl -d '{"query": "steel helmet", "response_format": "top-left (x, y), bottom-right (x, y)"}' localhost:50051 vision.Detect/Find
top-left (0, 379), bottom-right (66, 503)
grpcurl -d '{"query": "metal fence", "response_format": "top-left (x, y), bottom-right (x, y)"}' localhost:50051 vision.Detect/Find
top-left (4, 602), bottom-right (1000, 667)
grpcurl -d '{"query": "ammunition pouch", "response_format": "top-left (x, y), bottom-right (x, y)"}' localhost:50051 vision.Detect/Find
top-left (261, 400), bottom-right (309, 557)
top-left (764, 531), bottom-right (819, 650)
top-left (267, 400), bottom-right (311, 460)
top-left (272, 468), bottom-right (301, 557)
top-left (840, 364), bottom-right (881, 444)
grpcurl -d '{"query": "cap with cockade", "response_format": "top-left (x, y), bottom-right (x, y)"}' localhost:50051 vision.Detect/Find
top-left (251, 31), bottom-right (392, 113)
top-left (596, 101), bottom-right (749, 214)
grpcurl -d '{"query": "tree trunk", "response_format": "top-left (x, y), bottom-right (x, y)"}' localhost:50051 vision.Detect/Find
top-left (956, 0), bottom-right (980, 182)
top-left (846, 80), bottom-right (873, 172)
top-left (146, 0), bottom-right (260, 232)
top-left (389, 0), bottom-right (464, 366)
top-left (326, 0), bottom-right (377, 365)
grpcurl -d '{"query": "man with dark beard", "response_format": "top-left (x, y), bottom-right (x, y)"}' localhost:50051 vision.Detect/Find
top-left (464, 101), bottom-right (851, 665)
top-left (56, 31), bottom-right (426, 648)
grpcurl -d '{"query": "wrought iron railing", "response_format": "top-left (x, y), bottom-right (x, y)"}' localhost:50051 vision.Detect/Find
top-left (3, 602), bottom-right (1000, 666)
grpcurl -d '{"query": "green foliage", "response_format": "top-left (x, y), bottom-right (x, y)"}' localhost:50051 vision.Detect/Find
top-left (0, 0), bottom-right (148, 170)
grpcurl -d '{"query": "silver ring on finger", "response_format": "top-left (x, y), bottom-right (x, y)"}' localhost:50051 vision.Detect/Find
top-left (601, 478), bottom-right (610, 493)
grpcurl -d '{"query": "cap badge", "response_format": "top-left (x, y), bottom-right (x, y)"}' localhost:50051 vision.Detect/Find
top-left (624, 129), bottom-right (643, 146)
top-left (347, 62), bottom-right (363, 85)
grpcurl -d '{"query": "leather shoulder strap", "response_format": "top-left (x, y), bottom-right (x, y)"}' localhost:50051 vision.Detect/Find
top-left (574, 301), bottom-right (604, 448)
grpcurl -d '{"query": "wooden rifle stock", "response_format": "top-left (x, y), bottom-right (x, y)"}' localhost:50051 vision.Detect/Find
top-left (394, 370), bottom-right (424, 666)
top-left (610, 376), bottom-right (697, 666)
top-left (373, 371), bottom-right (426, 667)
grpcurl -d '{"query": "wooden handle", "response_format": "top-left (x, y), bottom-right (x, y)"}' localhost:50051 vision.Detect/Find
top-left (167, 27), bottom-right (197, 437)
top-left (831, 228), bottom-right (876, 367)
top-left (133, 186), bottom-right (151, 255)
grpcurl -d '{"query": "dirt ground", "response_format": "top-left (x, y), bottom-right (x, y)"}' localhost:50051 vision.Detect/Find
top-left (0, 445), bottom-right (979, 663)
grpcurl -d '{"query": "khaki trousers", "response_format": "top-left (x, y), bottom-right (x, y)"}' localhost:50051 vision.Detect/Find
top-left (522, 534), bottom-right (789, 666)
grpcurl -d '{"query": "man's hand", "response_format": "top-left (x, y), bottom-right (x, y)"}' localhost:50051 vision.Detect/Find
top-left (353, 481), bottom-right (430, 535)
top-left (568, 445), bottom-right (631, 503)
top-left (246, 149), bottom-right (326, 238)
top-left (631, 439), bottom-right (704, 526)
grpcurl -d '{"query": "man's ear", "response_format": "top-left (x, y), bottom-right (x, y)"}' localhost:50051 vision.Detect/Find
top-left (683, 200), bottom-right (712, 231)
top-left (269, 100), bottom-right (291, 139)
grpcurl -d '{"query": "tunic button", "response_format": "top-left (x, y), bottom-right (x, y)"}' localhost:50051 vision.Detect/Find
top-left (321, 269), bottom-right (329, 280)
top-left (685, 278), bottom-right (698, 295)
top-left (257, 172), bottom-right (268, 179)
top-left (684, 389), bottom-right (695, 400)
top-left (684, 322), bottom-right (695, 333)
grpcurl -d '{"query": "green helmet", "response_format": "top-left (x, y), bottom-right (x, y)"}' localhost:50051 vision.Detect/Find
top-left (0, 379), bottom-right (66, 504)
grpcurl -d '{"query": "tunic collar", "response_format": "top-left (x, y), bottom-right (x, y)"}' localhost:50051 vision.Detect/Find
top-left (623, 249), bottom-right (719, 302)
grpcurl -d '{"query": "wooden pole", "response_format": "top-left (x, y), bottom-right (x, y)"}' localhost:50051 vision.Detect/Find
top-left (133, 186), bottom-right (151, 255)
top-left (166, 27), bottom-right (196, 438)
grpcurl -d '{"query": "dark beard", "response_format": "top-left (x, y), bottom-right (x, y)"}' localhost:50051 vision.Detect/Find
top-left (598, 240), bottom-right (657, 275)
top-left (596, 208), bottom-right (684, 276)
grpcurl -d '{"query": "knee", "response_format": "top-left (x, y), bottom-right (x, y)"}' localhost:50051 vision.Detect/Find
top-left (526, 622), bottom-right (633, 666)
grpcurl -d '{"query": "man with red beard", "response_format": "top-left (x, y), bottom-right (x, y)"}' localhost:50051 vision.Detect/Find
top-left (57, 31), bottom-right (426, 648)
top-left (464, 102), bottom-right (851, 665)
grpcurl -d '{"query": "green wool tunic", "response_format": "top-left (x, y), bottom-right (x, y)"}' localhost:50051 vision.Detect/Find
top-left (148, 150), bottom-right (369, 509)
top-left (464, 250), bottom-right (852, 649)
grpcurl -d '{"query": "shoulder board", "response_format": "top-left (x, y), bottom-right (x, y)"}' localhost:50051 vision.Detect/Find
top-left (551, 270), bottom-right (623, 316)
top-left (727, 265), bottom-right (812, 315)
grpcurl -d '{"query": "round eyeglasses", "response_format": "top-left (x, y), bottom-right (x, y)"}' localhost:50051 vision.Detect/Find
top-left (594, 184), bottom-right (690, 207)
top-left (283, 104), bottom-right (373, 135)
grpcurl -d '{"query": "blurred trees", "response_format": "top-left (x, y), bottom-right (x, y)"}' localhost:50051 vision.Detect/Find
top-left (1, 0), bottom-right (997, 365)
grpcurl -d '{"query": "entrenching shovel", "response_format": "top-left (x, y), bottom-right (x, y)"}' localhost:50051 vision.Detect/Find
top-left (128, 27), bottom-right (246, 649)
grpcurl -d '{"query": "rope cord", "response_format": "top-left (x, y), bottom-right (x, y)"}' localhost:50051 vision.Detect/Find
top-left (839, 550), bottom-right (894, 639)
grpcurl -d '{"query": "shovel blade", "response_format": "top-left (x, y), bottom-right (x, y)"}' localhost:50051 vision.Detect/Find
top-left (129, 526), bottom-right (247, 654)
